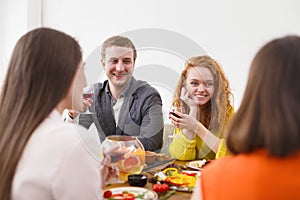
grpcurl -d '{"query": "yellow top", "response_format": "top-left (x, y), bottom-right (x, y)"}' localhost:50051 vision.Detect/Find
top-left (168, 107), bottom-right (234, 161)
top-left (216, 137), bottom-right (231, 158)
top-left (168, 128), bottom-right (217, 160)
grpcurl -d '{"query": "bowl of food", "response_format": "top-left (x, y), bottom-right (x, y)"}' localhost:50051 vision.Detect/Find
top-left (145, 151), bottom-right (157, 164)
top-left (128, 174), bottom-right (148, 187)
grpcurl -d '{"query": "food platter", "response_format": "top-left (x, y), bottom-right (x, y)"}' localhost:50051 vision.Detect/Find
top-left (168, 170), bottom-right (201, 192)
top-left (153, 167), bottom-right (200, 193)
top-left (103, 187), bottom-right (158, 200)
top-left (186, 159), bottom-right (207, 170)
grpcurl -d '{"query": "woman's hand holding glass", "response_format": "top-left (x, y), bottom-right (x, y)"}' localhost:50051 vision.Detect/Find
top-left (169, 87), bottom-right (199, 138)
top-left (100, 155), bottom-right (119, 187)
top-left (99, 136), bottom-right (145, 184)
top-left (169, 106), bottom-right (198, 130)
top-left (68, 85), bottom-right (94, 119)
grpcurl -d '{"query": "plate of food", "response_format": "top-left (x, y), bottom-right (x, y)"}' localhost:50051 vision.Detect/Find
top-left (186, 159), bottom-right (208, 170)
top-left (151, 168), bottom-right (200, 192)
top-left (103, 186), bottom-right (158, 200)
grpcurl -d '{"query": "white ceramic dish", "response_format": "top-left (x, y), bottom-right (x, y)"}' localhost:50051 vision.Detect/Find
top-left (103, 186), bottom-right (158, 200)
top-left (186, 159), bottom-right (207, 170)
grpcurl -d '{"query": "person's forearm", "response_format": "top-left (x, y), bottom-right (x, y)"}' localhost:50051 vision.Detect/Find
top-left (182, 129), bottom-right (195, 140)
top-left (182, 106), bottom-right (199, 140)
top-left (195, 122), bottom-right (220, 153)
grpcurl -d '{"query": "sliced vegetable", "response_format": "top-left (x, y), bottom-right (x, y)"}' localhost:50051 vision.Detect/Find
top-left (181, 171), bottom-right (198, 177)
top-left (162, 167), bottom-right (197, 187)
top-left (106, 191), bottom-right (135, 200)
top-left (162, 168), bottom-right (178, 176)
top-left (160, 190), bottom-right (176, 200)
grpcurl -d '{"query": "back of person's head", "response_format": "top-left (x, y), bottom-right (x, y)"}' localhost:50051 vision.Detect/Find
top-left (0, 27), bottom-right (82, 200)
top-left (101, 35), bottom-right (137, 62)
top-left (226, 35), bottom-right (300, 157)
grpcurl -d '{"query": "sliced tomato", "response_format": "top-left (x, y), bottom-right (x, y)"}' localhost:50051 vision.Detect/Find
top-left (111, 193), bottom-right (135, 200)
top-left (181, 171), bottom-right (198, 176)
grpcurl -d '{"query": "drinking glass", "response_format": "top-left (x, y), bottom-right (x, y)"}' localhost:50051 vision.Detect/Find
top-left (81, 85), bottom-right (95, 114)
top-left (100, 135), bottom-right (145, 183)
top-left (169, 105), bottom-right (186, 139)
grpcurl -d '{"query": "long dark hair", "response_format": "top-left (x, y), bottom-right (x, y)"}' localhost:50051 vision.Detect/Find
top-left (226, 35), bottom-right (300, 157)
top-left (0, 28), bottom-right (82, 199)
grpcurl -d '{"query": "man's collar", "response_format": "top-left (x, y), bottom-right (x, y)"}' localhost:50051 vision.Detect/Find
top-left (105, 77), bottom-right (136, 98)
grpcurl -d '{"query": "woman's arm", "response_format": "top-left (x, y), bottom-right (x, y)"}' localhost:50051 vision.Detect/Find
top-left (168, 129), bottom-right (197, 160)
top-left (194, 122), bottom-right (221, 153)
top-left (169, 110), bottom-right (220, 153)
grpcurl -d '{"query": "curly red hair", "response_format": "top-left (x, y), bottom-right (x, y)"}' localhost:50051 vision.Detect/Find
top-left (172, 55), bottom-right (233, 136)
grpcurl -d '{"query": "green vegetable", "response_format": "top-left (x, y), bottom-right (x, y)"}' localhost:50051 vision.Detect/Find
top-left (135, 191), bottom-right (147, 199)
top-left (160, 190), bottom-right (176, 200)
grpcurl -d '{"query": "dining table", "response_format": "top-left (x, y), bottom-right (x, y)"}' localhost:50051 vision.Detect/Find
top-left (103, 159), bottom-right (196, 200)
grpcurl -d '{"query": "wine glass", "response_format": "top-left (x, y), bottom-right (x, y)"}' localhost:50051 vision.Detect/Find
top-left (81, 85), bottom-right (95, 114)
top-left (100, 135), bottom-right (145, 184)
top-left (168, 105), bottom-right (186, 139)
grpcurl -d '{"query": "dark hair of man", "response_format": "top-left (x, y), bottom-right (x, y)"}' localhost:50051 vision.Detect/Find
top-left (101, 35), bottom-right (137, 62)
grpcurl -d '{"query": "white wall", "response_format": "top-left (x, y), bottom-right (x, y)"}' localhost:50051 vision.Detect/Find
top-left (40, 0), bottom-right (300, 110)
top-left (0, 0), bottom-right (41, 83)
top-left (0, 0), bottom-right (27, 82)
top-left (1, 0), bottom-right (300, 113)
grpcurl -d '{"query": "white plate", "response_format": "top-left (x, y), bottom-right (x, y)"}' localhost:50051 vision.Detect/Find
top-left (186, 159), bottom-right (207, 170)
top-left (103, 186), bottom-right (158, 200)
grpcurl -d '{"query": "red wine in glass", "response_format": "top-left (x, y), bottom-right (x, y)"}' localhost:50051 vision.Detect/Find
top-left (82, 86), bottom-right (95, 114)
top-left (169, 111), bottom-right (181, 118)
top-left (83, 93), bottom-right (94, 99)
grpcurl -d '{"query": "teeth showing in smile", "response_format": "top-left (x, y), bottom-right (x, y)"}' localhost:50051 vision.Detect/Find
top-left (113, 73), bottom-right (125, 76)
top-left (195, 94), bottom-right (207, 98)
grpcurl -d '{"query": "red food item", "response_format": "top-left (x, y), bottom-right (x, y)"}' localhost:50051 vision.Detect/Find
top-left (153, 184), bottom-right (161, 192)
top-left (122, 155), bottom-right (140, 170)
top-left (103, 190), bottom-right (112, 198)
top-left (160, 183), bottom-right (169, 192)
top-left (153, 183), bottom-right (169, 193)
top-left (111, 193), bottom-right (135, 200)
top-left (181, 171), bottom-right (198, 176)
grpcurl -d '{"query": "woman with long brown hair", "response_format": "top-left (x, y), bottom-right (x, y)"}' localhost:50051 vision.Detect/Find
top-left (169, 55), bottom-right (234, 160)
top-left (0, 28), bottom-right (108, 200)
top-left (192, 35), bottom-right (300, 199)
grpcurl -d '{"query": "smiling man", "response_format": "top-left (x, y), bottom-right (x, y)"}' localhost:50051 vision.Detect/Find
top-left (68, 36), bottom-right (164, 151)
